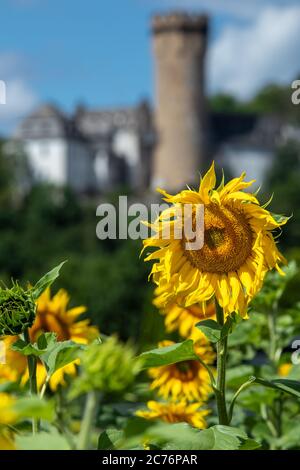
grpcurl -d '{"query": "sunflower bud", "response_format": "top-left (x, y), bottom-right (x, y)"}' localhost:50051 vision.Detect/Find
top-left (70, 336), bottom-right (142, 398)
top-left (0, 284), bottom-right (36, 336)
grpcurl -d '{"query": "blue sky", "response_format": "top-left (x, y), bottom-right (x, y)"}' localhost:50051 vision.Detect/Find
top-left (0, 0), bottom-right (299, 133)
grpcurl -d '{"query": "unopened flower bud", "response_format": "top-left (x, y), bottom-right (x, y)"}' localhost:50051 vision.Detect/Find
top-left (0, 284), bottom-right (36, 336)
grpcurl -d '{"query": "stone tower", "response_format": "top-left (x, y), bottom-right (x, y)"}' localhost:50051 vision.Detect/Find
top-left (151, 12), bottom-right (208, 191)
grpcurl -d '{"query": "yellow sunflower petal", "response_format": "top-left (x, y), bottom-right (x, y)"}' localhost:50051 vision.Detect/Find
top-left (199, 161), bottom-right (216, 203)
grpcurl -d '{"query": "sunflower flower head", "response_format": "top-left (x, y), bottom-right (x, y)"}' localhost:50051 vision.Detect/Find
top-left (31, 288), bottom-right (98, 344)
top-left (0, 393), bottom-right (18, 426)
top-left (143, 162), bottom-right (287, 318)
top-left (0, 393), bottom-right (18, 450)
top-left (0, 284), bottom-right (36, 336)
top-left (136, 400), bottom-right (209, 429)
top-left (148, 340), bottom-right (214, 402)
top-left (0, 336), bottom-right (27, 384)
top-left (0, 288), bottom-right (99, 391)
top-left (154, 291), bottom-right (216, 339)
top-left (278, 363), bottom-right (292, 377)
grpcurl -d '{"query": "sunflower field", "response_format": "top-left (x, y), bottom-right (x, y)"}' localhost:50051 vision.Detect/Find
top-left (1, 145), bottom-right (300, 452)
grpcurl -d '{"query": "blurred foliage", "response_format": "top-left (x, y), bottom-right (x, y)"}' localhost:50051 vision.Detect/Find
top-left (263, 140), bottom-right (300, 248)
top-left (70, 337), bottom-right (142, 398)
top-left (224, 262), bottom-right (300, 450)
top-left (0, 143), bottom-right (153, 343)
top-left (210, 94), bottom-right (245, 113)
top-left (210, 79), bottom-right (300, 124)
top-left (0, 142), bottom-right (13, 206)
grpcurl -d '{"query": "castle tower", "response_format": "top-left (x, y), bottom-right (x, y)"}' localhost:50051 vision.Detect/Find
top-left (151, 12), bottom-right (208, 191)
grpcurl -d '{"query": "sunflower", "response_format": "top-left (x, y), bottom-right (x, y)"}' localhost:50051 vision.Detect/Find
top-left (136, 400), bottom-right (209, 429)
top-left (0, 393), bottom-right (18, 426)
top-left (0, 393), bottom-right (17, 450)
top-left (0, 336), bottom-right (27, 384)
top-left (143, 162), bottom-right (287, 318)
top-left (148, 340), bottom-right (214, 402)
top-left (0, 431), bottom-right (15, 450)
top-left (0, 288), bottom-right (99, 390)
top-left (278, 363), bottom-right (292, 377)
top-left (154, 290), bottom-right (216, 339)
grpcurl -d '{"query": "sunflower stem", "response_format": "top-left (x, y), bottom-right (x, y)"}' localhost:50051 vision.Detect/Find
top-left (24, 328), bottom-right (39, 434)
top-left (215, 304), bottom-right (229, 425)
top-left (56, 386), bottom-right (76, 449)
top-left (228, 377), bottom-right (256, 423)
top-left (40, 374), bottom-right (51, 399)
top-left (77, 390), bottom-right (98, 450)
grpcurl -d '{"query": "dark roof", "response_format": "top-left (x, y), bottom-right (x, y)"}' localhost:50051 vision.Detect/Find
top-left (14, 103), bottom-right (87, 141)
top-left (74, 101), bottom-right (153, 141)
top-left (26, 104), bottom-right (66, 121)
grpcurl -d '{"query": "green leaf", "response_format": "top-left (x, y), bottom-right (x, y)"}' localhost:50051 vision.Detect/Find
top-left (193, 426), bottom-right (260, 451)
top-left (37, 332), bottom-right (57, 350)
top-left (126, 423), bottom-right (259, 450)
top-left (98, 429), bottom-right (124, 450)
top-left (14, 396), bottom-right (55, 421)
top-left (11, 338), bottom-right (45, 356)
top-left (139, 340), bottom-right (197, 369)
top-left (253, 376), bottom-right (300, 398)
top-left (0, 382), bottom-right (17, 393)
top-left (196, 317), bottom-right (233, 343)
top-left (12, 332), bottom-right (83, 379)
top-left (270, 212), bottom-right (291, 225)
top-left (11, 333), bottom-right (57, 357)
top-left (41, 340), bottom-right (84, 376)
top-left (31, 261), bottom-right (67, 300)
top-left (238, 438), bottom-right (261, 450)
top-left (196, 319), bottom-right (222, 343)
top-left (146, 423), bottom-right (200, 450)
top-left (198, 426), bottom-right (248, 450)
top-left (16, 429), bottom-right (71, 450)
top-left (121, 422), bottom-right (200, 450)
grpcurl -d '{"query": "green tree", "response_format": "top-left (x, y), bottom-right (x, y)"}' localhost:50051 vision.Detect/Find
top-left (0, 140), bottom-right (14, 206)
top-left (264, 141), bottom-right (300, 248)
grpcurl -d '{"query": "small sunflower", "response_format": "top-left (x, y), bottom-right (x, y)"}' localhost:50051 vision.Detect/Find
top-left (0, 288), bottom-right (99, 390)
top-left (136, 400), bottom-right (209, 429)
top-left (278, 363), bottom-right (292, 377)
top-left (143, 162), bottom-right (287, 318)
top-left (0, 393), bottom-right (17, 450)
top-left (154, 290), bottom-right (216, 339)
top-left (148, 340), bottom-right (214, 402)
top-left (0, 393), bottom-right (18, 426)
top-left (0, 431), bottom-right (15, 450)
top-left (31, 288), bottom-right (98, 344)
top-left (0, 336), bottom-right (27, 384)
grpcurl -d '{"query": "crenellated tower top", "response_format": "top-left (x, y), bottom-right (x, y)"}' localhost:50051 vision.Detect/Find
top-left (152, 12), bottom-right (208, 35)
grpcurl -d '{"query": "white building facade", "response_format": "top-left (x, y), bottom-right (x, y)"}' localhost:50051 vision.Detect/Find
top-left (14, 102), bottom-right (154, 193)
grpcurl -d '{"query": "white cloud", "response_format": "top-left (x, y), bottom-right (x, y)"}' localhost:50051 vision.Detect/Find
top-left (0, 53), bottom-right (38, 134)
top-left (208, 6), bottom-right (300, 99)
top-left (0, 79), bottom-right (37, 116)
